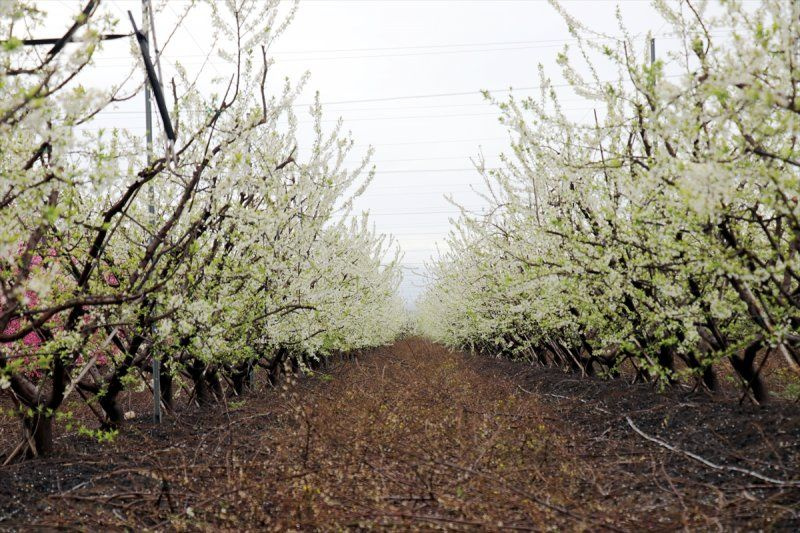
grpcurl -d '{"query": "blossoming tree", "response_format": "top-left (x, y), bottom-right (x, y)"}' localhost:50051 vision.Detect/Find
top-left (1, 0), bottom-right (403, 458)
top-left (419, 0), bottom-right (799, 403)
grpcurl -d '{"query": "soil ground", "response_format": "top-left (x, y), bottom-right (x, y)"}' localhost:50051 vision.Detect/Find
top-left (1, 338), bottom-right (798, 531)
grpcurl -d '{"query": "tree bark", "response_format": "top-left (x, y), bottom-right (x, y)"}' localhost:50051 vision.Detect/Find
top-left (160, 370), bottom-right (174, 412)
top-left (189, 360), bottom-right (215, 406)
top-left (22, 412), bottom-right (54, 457)
top-left (729, 340), bottom-right (768, 403)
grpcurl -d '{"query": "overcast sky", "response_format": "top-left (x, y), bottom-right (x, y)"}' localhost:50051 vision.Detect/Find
top-left (275, 0), bottom-right (666, 306)
top-left (35, 0), bottom-right (694, 306)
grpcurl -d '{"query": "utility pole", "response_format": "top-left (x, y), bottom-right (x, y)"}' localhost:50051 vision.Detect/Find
top-left (128, 0), bottom-right (174, 423)
top-left (142, 0), bottom-right (161, 425)
top-left (650, 37), bottom-right (655, 66)
top-left (18, 1), bottom-right (172, 424)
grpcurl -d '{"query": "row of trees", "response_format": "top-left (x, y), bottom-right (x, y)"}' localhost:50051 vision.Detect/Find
top-left (1, 0), bottom-right (404, 458)
top-left (418, 0), bottom-right (799, 402)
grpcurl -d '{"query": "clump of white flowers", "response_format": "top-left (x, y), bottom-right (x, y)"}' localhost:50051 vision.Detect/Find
top-left (418, 0), bottom-right (800, 403)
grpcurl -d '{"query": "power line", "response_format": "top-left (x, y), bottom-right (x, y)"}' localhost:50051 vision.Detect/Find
top-left (90, 96), bottom-right (592, 117)
top-left (165, 2), bottom-right (224, 78)
top-left (367, 137), bottom-right (507, 147)
top-left (391, 232), bottom-right (451, 236)
top-left (362, 182), bottom-right (484, 190)
top-left (275, 37), bottom-right (577, 55)
top-left (326, 101), bottom-right (498, 112)
top-left (89, 110), bottom-right (504, 121)
top-left (274, 43), bottom-right (564, 63)
top-left (270, 32), bottom-right (698, 55)
top-left (89, 29), bottom-right (734, 62)
top-left (373, 168), bottom-right (486, 174)
top-left (88, 101), bottom-right (594, 118)
top-left (358, 155), bottom-right (499, 164)
top-left (304, 86), bottom-right (541, 106)
top-left (90, 42), bottom-right (567, 65)
top-left (296, 73), bottom-right (689, 107)
top-left (75, 125), bottom-right (511, 148)
top-left (90, 33), bottom-right (664, 59)
top-left (368, 225), bottom-right (459, 231)
top-left (359, 191), bottom-right (488, 199)
top-left (90, 101), bottom-right (494, 115)
top-left (365, 208), bottom-right (483, 216)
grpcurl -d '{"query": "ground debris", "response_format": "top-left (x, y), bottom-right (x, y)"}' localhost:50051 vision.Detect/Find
top-left (1, 338), bottom-right (798, 530)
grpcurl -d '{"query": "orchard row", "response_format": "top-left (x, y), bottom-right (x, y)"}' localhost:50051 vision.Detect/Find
top-left (0, 0), bottom-right (404, 458)
top-left (419, 0), bottom-right (800, 402)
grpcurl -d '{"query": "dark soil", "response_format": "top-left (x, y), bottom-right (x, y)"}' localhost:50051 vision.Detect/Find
top-left (473, 353), bottom-right (800, 530)
top-left (1, 338), bottom-right (798, 531)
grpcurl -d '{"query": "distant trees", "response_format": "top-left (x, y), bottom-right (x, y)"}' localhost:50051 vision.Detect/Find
top-left (418, 0), bottom-right (800, 402)
top-left (1, 0), bottom-right (403, 458)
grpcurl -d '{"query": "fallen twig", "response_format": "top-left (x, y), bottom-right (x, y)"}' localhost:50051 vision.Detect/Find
top-left (1, 439), bottom-right (27, 466)
top-left (517, 384), bottom-right (612, 414)
top-left (625, 416), bottom-right (800, 487)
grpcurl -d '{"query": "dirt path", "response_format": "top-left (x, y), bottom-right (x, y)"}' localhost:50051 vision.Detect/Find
top-left (1, 338), bottom-right (798, 530)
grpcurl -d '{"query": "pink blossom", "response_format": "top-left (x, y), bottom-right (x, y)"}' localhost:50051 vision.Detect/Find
top-left (22, 330), bottom-right (41, 347)
top-left (24, 290), bottom-right (39, 308)
top-left (3, 317), bottom-right (20, 337)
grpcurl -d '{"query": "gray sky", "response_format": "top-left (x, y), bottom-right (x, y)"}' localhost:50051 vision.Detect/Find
top-left (35, 0), bottom-right (678, 305)
top-left (273, 0), bottom-right (671, 305)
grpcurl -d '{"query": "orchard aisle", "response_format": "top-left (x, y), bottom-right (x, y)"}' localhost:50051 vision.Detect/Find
top-left (2, 339), bottom-right (796, 530)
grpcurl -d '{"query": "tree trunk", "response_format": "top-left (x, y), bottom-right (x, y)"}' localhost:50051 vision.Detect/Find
top-left (98, 393), bottom-right (124, 428)
top-left (95, 334), bottom-right (148, 428)
top-left (729, 340), bottom-right (768, 403)
top-left (22, 412), bottom-right (54, 457)
top-left (230, 362), bottom-right (253, 395)
top-left (682, 350), bottom-right (717, 392)
top-left (207, 369), bottom-right (224, 401)
top-left (231, 372), bottom-right (246, 396)
top-left (657, 345), bottom-right (676, 383)
top-left (267, 347), bottom-right (287, 387)
top-left (160, 371), bottom-right (174, 412)
top-left (189, 360), bottom-right (215, 406)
